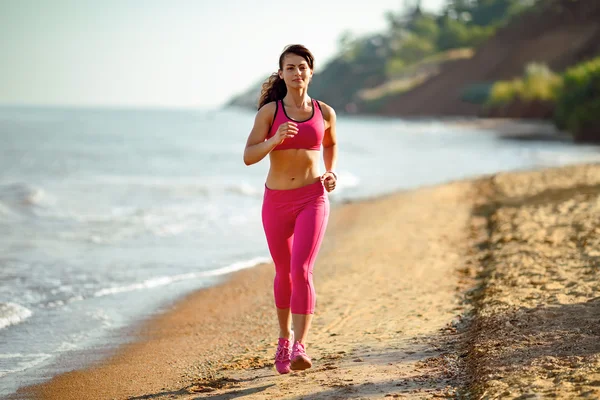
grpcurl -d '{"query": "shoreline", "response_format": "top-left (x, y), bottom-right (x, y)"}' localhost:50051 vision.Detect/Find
top-left (12, 161), bottom-right (600, 399)
top-left (15, 172), bottom-right (482, 399)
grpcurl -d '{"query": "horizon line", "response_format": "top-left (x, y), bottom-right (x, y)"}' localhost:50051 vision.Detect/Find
top-left (0, 102), bottom-right (231, 112)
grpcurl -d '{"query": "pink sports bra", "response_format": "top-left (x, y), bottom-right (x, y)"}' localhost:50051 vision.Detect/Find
top-left (266, 99), bottom-right (325, 151)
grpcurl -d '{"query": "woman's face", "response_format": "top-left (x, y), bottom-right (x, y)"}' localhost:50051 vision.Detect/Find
top-left (279, 53), bottom-right (313, 89)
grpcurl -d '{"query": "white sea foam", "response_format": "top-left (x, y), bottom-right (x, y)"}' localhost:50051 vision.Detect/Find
top-left (0, 183), bottom-right (52, 211)
top-left (0, 303), bottom-right (33, 330)
top-left (0, 353), bottom-right (52, 378)
top-left (93, 256), bottom-right (270, 297)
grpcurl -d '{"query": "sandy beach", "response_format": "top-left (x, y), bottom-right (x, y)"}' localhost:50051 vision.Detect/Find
top-left (15, 173), bottom-right (478, 399)
top-left (464, 163), bottom-right (600, 399)
top-left (12, 157), bottom-right (600, 399)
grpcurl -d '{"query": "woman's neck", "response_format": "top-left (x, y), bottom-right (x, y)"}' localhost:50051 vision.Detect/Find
top-left (283, 89), bottom-right (310, 108)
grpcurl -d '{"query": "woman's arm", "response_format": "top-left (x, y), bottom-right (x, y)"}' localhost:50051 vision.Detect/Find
top-left (320, 102), bottom-right (338, 176)
top-left (243, 103), bottom-right (277, 166)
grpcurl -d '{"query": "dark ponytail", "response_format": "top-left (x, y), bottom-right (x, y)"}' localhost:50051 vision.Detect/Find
top-left (258, 44), bottom-right (315, 110)
top-left (258, 73), bottom-right (287, 110)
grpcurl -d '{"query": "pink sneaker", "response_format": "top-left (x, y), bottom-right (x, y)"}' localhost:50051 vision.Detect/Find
top-left (274, 334), bottom-right (293, 374)
top-left (290, 341), bottom-right (312, 371)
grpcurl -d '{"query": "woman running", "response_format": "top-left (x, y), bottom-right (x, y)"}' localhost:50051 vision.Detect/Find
top-left (243, 44), bottom-right (338, 374)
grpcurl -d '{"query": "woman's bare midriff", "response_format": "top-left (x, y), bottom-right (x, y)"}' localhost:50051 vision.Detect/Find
top-left (265, 149), bottom-right (321, 190)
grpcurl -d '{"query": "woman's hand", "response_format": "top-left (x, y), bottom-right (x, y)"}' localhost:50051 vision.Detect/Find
top-left (321, 171), bottom-right (337, 192)
top-left (271, 122), bottom-right (298, 145)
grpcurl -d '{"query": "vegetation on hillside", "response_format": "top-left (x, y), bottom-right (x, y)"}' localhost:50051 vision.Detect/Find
top-left (486, 63), bottom-right (561, 107)
top-left (485, 57), bottom-right (600, 142)
top-left (481, 63), bottom-right (560, 118)
top-left (311, 0), bottom-right (539, 112)
top-left (555, 57), bottom-right (600, 142)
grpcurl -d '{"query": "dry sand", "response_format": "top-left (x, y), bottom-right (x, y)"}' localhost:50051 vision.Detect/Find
top-left (463, 163), bottom-right (600, 399)
top-left (12, 161), bottom-right (600, 400)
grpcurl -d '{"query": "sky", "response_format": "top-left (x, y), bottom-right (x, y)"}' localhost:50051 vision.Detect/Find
top-left (0, 0), bottom-right (445, 109)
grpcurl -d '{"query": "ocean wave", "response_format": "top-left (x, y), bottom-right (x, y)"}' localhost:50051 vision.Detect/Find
top-left (0, 353), bottom-right (52, 378)
top-left (39, 257), bottom-right (272, 308)
top-left (0, 303), bottom-right (33, 330)
top-left (44, 202), bottom-right (257, 245)
top-left (90, 176), bottom-right (210, 194)
top-left (335, 170), bottom-right (360, 191)
top-left (0, 183), bottom-right (51, 214)
top-left (93, 256), bottom-right (271, 297)
top-left (89, 175), bottom-right (264, 198)
top-left (225, 182), bottom-right (262, 197)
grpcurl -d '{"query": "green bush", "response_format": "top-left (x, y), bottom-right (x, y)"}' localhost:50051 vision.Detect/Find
top-left (486, 78), bottom-right (524, 106)
top-left (396, 35), bottom-right (437, 65)
top-left (385, 58), bottom-right (406, 76)
top-left (554, 57), bottom-right (600, 141)
top-left (437, 18), bottom-right (495, 51)
top-left (411, 15), bottom-right (440, 43)
top-left (484, 58), bottom-right (600, 142)
top-left (486, 63), bottom-right (561, 106)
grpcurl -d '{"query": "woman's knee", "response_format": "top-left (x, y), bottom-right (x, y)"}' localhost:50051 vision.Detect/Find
top-left (275, 270), bottom-right (292, 285)
top-left (290, 265), bottom-right (311, 284)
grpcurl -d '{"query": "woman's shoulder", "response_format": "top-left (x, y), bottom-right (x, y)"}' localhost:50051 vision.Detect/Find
top-left (315, 100), bottom-right (336, 121)
top-left (256, 101), bottom-right (278, 121)
top-left (258, 101), bottom-right (278, 112)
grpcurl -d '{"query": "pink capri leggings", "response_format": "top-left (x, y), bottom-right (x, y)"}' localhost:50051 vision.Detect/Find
top-left (262, 180), bottom-right (330, 314)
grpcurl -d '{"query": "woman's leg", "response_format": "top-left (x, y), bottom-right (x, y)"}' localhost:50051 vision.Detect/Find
top-left (262, 200), bottom-right (295, 339)
top-left (290, 193), bottom-right (330, 344)
top-left (292, 313), bottom-right (313, 345)
top-left (276, 307), bottom-right (292, 340)
top-left (262, 197), bottom-right (297, 374)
